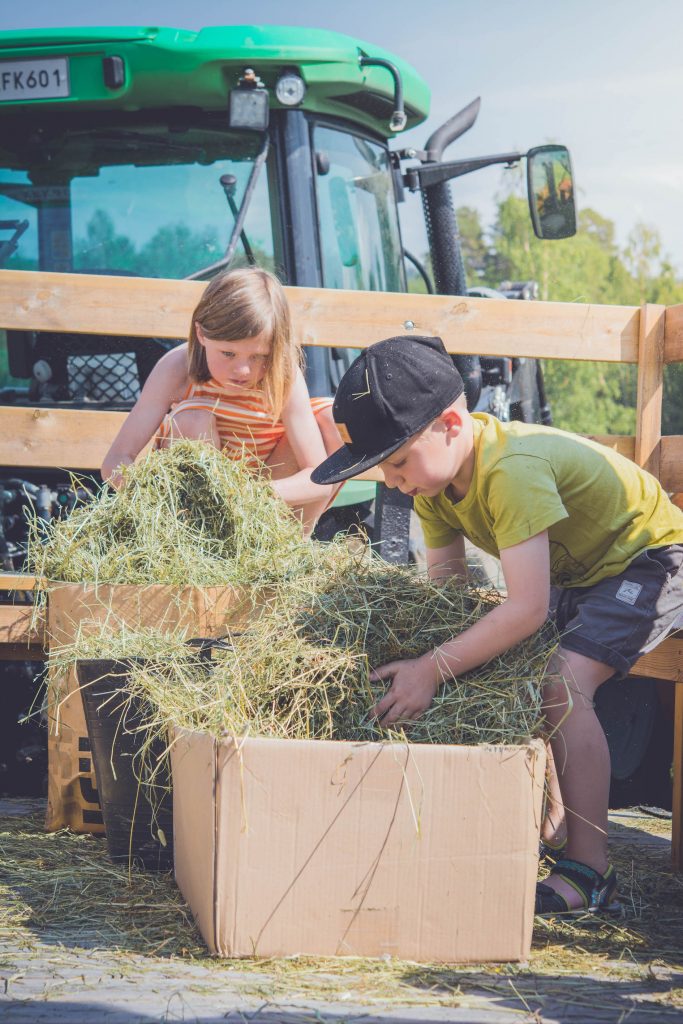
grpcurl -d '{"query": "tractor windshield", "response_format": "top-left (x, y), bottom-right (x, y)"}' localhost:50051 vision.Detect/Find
top-left (0, 121), bottom-right (275, 277)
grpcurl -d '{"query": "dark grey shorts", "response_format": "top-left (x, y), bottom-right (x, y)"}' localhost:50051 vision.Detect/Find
top-left (552, 544), bottom-right (683, 677)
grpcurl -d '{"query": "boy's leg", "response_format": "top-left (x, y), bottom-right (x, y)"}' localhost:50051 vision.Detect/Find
top-left (540, 744), bottom-right (566, 849)
top-left (540, 647), bottom-right (615, 909)
top-left (540, 546), bottom-right (683, 909)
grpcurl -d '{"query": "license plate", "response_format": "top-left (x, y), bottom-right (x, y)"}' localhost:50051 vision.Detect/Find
top-left (0, 58), bottom-right (69, 102)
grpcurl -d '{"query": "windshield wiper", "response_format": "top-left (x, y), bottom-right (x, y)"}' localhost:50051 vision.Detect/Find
top-left (187, 133), bottom-right (269, 281)
top-left (218, 172), bottom-right (255, 265)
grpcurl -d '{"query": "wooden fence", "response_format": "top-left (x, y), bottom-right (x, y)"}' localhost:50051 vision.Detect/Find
top-left (0, 269), bottom-right (682, 865)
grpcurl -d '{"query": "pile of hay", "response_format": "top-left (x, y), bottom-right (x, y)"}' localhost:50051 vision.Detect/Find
top-left (33, 438), bottom-right (556, 750)
top-left (28, 440), bottom-right (320, 588)
top-left (175, 562), bottom-right (555, 745)
top-left (63, 560), bottom-right (557, 751)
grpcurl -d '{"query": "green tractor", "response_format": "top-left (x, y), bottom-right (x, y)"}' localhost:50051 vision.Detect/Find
top-left (23, 27), bottom-right (671, 810)
top-left (0, 24), bottom-right (575, 562)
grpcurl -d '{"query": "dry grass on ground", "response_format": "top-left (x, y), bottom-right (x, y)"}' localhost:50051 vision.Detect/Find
top-left (1, 805), bottom-right (682, 1018)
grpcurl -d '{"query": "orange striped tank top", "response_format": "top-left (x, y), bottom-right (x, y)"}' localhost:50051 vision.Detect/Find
top-left (157, 378), bottom-right (332, 469)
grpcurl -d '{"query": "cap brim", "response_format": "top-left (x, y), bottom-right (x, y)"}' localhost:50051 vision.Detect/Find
top-left (311, 437), bottom-right (406, 487)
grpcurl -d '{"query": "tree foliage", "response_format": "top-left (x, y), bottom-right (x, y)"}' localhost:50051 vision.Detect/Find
top-left (73, 209), bottom-right (273, 280)
top-left (405, 194), bottom-right (683, 435)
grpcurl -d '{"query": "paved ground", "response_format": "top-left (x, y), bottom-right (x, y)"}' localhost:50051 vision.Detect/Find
top-left (1, 799), bottom-right (681, 1024)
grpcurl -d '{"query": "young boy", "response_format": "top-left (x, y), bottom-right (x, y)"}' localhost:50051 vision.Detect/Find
top-left (311, 334), bottom-right (683, 915)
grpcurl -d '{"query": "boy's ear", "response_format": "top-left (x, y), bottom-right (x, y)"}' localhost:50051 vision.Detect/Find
top-left (440, 406), bottom-right (464, 433)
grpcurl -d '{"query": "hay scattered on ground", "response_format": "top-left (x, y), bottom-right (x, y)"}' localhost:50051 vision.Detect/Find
top-left (0, 806), bottom-right (203, 957)
top-left (28, 441), bottom-right (320, 588)
top-left (2, 804), bottom-right (682, 1016)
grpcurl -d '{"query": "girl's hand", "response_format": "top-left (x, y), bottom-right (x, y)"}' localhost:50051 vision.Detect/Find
top-left (370, 654), bottom-right (439, 726)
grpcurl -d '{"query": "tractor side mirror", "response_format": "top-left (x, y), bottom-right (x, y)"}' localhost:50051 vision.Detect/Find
top-left (526, 145), bottom-right (577, 240)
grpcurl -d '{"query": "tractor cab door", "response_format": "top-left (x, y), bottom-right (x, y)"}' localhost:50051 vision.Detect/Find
top-left (313, 123), bottom-right (405, 388)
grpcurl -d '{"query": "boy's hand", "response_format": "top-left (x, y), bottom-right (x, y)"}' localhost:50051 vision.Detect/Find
top-left (370, 654), bottom-right (439, 726)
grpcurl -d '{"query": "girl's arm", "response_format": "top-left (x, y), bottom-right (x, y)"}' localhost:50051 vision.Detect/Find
top-left (101, 344), bottom-right (190, 487)
top-left (273, 368), bottom-right (334, 505)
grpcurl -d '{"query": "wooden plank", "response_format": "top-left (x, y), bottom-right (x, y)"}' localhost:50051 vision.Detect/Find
top-left (585, 434), bottom-right (635, 459)
top-left (0, 407), bottom-right (384, 482)
top-left (664, 303), bottom-right (683, 364)
top-left (674, 682), bottom-right (683, 870)
top-left (0, 270), bottom-right (202, 342)
top-left (0, 269), bottom-right (641, 362)
top-left (634, 304), bottom-right (666, 477)
top-left (0, 574), bottom-right (38, 591)
top-left (0, 406), bottom-right (126, 470)
top-left (0, 604), bottom-right (45, 648)
top-left (659, 436), bottom-right (683, 493)
top-left (632, 635), bottom-right (683, 681)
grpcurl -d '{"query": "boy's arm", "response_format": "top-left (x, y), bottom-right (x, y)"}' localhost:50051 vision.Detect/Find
top-left (371, 531), bottom-right (550, 725)
top-left (426, 534), bottom-right (467, 581)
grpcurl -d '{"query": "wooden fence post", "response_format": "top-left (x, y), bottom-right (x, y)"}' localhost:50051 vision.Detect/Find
top-left (634, 303), bottom-right (665, 475)
top-left (635, 304), bottom-right (682, 869)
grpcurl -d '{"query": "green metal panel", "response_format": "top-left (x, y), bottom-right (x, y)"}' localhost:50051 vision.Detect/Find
top-left (332, 479), bottom-right (377, 508)
top-left (0, 25), bottom-right (430, 138)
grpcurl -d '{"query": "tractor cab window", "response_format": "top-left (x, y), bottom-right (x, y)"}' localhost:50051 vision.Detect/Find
top-left (314, 125), bottom-right (404, 293)
top-left (70, 157), bottom-right (275, 278)
top-left (0, 124), bottom-right (276, 277)
top-left (0, 170), bottom-right (40, 271)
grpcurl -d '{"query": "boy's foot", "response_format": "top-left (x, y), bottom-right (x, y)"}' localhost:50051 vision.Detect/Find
top-left (535, 858), bottom-right (620, 916)
top-left (539, 835), bottom-right (567, 865)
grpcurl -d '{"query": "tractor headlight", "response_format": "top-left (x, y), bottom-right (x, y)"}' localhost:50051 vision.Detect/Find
top-left (228, 68), bottom-right (269, 131)
top-left (275, 72), bottom-right (306, 107)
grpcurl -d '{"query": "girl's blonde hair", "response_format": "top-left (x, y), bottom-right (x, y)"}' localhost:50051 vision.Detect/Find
top-left (188, 267), bottom-right (298, 422)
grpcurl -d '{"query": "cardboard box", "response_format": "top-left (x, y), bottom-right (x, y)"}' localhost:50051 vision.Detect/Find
top-left (46, 583), bottom-right (256, 834)
top-left (172, 730), bottom-right (546, 963)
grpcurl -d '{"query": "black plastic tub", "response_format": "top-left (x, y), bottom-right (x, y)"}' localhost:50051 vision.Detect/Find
top-left (76, 657), bottom-right (175, 872)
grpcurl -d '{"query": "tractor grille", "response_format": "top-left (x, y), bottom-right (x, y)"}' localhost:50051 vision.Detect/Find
top-left (66, 352), bottom-right (140, 404)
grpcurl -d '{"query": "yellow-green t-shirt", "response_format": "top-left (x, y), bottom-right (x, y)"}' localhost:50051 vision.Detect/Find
top-left (415, 413), bottom-right (683, 588)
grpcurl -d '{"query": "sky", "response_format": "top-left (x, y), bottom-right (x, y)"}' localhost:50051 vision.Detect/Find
top-left (3, 0), bottom-right (683, 271)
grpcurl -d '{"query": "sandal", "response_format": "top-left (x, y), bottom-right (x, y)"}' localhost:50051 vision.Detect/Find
top-left (539, 836), bottom-right (567, 865)
top-left (535, 857), bottom-right (621, 917)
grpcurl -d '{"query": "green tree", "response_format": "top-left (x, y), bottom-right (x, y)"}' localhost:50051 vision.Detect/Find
top-left (484, 195), bottom-right (642, 433)
top-left (484, 196), bottom-right (683, 435)
top-left (136, 223), bottom-right (222, 279)
top-left (624, 223), bottom-right (663, 304)
top-left (456, 206), bottom-right (488, 283)
top-left (74, 210), bottom-right (138, 273)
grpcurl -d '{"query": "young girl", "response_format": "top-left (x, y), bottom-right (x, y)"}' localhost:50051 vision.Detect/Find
top-left (101, 267), bottom-right (341, 535)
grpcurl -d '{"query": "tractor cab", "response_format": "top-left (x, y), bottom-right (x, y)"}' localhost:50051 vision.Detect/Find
top-left (0, 24), bottom-right (576, 545)
top-left (0, 27), bottom-right (423, 414)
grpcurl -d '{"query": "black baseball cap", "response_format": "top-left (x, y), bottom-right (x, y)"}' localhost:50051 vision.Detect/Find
top-left (311, 334), bottom-right (464, 486)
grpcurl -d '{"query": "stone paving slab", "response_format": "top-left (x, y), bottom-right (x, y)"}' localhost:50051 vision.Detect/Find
top-left (2, 943), bottom-right (682, 1024)
top-left (1, 799), bottom-right (682, 1023)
